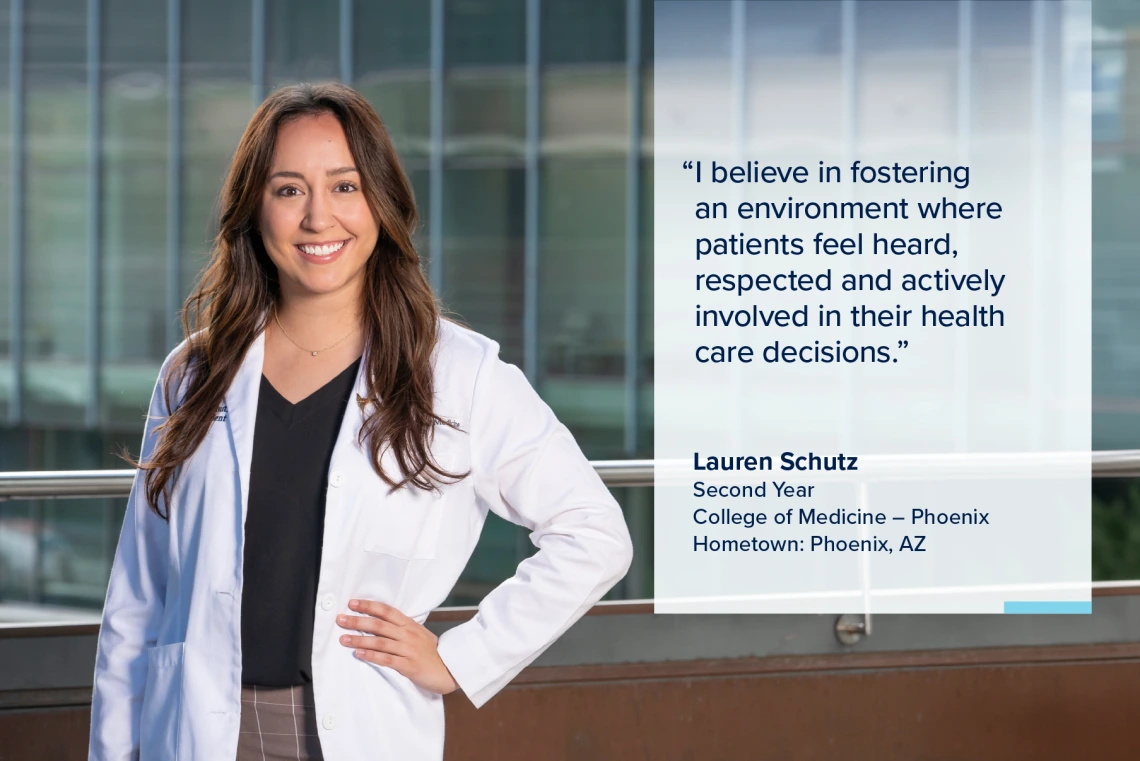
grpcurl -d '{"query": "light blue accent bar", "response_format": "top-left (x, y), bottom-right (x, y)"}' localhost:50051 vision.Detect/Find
top-left (1004, 601), bottom-right (1092, 614)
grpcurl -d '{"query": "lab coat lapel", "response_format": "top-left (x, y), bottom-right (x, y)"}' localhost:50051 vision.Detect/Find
top-left (224, 327), bottom-right (266, 521)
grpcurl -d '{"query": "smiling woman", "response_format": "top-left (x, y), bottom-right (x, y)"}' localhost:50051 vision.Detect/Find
top-left (87, 83), bottom-right (634, 761)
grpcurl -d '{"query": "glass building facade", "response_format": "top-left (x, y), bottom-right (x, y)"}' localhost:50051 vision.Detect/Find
top-left (0, 0), bottom-right (1138, 617)
top-left (0, 0), bottom-right (653, 615)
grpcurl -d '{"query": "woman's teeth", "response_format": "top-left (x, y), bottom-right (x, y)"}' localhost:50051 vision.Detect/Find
top-left (299, 241), bottom-right (345, 256)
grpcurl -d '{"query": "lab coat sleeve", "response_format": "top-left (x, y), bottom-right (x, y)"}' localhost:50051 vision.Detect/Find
top-left (435, 341), bottom-right (634, 708)
top-left (88, 357), bottom-right (177, 761)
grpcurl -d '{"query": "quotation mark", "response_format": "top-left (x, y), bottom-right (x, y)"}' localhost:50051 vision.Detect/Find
top-left (898, 340), bottom-right (909, 349)
top-left (683, 160), bottom-right (693, 169)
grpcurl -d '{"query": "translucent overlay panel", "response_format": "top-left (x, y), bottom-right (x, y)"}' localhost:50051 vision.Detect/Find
top-left (654, 0), bottom-right (1092, 614)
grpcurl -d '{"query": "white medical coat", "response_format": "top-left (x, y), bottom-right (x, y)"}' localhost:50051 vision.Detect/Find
top-left (88, 318), bottom-right (634, 760)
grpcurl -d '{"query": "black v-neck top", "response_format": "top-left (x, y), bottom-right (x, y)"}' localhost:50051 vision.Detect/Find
top-left (240, 357), bottom-right (362, 686)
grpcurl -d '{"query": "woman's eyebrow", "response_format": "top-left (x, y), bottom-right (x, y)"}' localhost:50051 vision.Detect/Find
top-left (268, 166), bottom-right (359, 181)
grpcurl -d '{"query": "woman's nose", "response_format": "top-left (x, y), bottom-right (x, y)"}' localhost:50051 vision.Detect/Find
top-left (303, 192), bottom-right (334, 232)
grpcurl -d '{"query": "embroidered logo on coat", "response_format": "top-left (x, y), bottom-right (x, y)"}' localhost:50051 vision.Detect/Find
top-left (356, 394), bottom-right (462, 432)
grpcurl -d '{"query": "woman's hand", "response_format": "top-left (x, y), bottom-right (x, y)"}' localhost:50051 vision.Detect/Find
top-left (336, 599), bottom-right (460, 695)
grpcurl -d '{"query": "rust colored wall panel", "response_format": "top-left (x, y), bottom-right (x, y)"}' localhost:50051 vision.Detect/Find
top-left (0, 706), bottom-right (90, 761)
top-left (442, 658), bottom-right (1140, 761)
top-left (3, 650), bottom-right (1140, 760)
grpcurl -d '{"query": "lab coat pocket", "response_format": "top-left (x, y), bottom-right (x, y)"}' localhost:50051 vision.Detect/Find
top-left (363, 486), bottom-right (446, 560)
top-left (362, 430), bottom-right (467, 560)
top-left (139, 641), bottom-right (185, 761)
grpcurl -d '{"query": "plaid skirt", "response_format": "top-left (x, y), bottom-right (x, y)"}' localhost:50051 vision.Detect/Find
top-left (237, 683), bottom-right (325, 760)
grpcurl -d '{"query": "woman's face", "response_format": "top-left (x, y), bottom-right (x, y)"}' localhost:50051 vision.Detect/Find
top-left (258, 111), bottom-right (379, 301)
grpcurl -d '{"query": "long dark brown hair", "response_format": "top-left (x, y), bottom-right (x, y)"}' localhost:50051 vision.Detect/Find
top-left (130, 82), bottom-right (467, 520)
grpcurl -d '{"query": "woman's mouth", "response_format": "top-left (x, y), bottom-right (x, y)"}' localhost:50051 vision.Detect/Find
top-left (295, 239), bottom-right (349, 262)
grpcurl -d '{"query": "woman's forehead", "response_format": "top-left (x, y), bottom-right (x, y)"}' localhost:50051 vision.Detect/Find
top-left (271, 113), bottom-right (354, 170)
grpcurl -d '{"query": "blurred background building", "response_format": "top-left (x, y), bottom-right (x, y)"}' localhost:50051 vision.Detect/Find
top-left (0, 0), bottom-right (653, 619)
top-left (0, 0), bottom-right (1138, 621)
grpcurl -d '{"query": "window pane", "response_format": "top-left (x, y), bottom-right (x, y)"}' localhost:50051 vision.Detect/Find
top-left (614, 486), bottom-right (651, 599)
top-left (355, 0), bottom-right (429, 71)
top-left (23, 0), bottom-right (89, 426)
top-left (540, 0), bottom-right (627, 158)
top-left (100, 0), bottom-right (168, 428)
top-left (356, 72), bottom-right (431, 159)
top-left (446, 0), bottom-right (525, 67)
top-left (440, 167), bottom-right (524, 366)
top-left (974, 0), bottom-right (1032, 48)
top-left (445, 69), bottom-right (525, 158)
top-left (1091, 2), bottom-right (1140, 449)
top-left (357, 72), bottom-right (432, 160)
top-left (856, 0), bottom-right (958, 146)
top-left (354, 1), bottom-right (430, 160)
top-left (539, 159), bottom-right (626, 457)
top-left (0, 428), bottom-right (128, 611)
top-left (1093, 479), bottom-right (1140, 581)
top-left (442, 71), bottom-right (522, 160)
top-left (857, 0), bottom-right (958, 53)
top-left (745, 0), bottom-right (842, 58)
top-left (744, 1), bottom-right (844, 153)
top-left (181, 0), bottom-right (251, 308)
top-left (541, 66), bottom-right (626, 157)
top-left (971, 0), bottom-right (1033, 137)
top-left (541, 0), bottom-right (625, 65)
top-left (445, 0), bottom-right (526, 160)
top-left (266, 0), bottom-right (338, 88)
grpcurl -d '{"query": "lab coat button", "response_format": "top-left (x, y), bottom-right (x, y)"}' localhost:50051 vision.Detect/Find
top-left (329, 471), bottom-right (344, 487)
top-left (322, 714), bottom-right (336, 730)
top-left (321, 593), bottom-right (336, 611)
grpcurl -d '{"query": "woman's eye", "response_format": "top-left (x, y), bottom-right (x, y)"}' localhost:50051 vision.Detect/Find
top-left (336, 182), bottom-right (358, 192)
top-left (276, 186), bottom-right (301, 197)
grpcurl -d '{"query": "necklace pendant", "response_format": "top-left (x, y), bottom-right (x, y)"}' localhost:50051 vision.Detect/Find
top-left (312, 351), bottom-right (319, 356)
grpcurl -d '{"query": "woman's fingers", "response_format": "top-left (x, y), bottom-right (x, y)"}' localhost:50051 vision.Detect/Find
top-left (347, 599), bottom-right (415, 626)
top-left (339, 634), bottom-right (413, 658)
top-left (353, 648), bottom-right (414, 674)
top-left (336, 614), bottom-right (403, 640)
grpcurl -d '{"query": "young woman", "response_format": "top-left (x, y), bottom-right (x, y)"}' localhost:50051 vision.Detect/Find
top-left (87, 83), bottom-right (634, 761)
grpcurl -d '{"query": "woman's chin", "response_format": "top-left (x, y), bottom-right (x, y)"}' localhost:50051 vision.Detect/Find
top-left (281, 270), bottom-right (365, 298)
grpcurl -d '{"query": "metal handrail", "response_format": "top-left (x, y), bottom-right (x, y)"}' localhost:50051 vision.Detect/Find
top-left (0, 451), bottom-right (1137, 500)
top-left (0, 460), bottom-right (655, 500)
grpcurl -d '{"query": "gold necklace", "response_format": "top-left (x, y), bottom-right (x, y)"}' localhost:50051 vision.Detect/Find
top-left (273, 305), bottom-right (360, 356)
